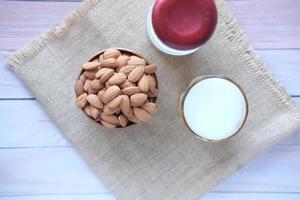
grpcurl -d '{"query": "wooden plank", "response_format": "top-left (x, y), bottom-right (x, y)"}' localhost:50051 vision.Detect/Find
top-left (0, 145), bottom-right (300, 196)
top-left (1, 193), bottom-right (300, 200)
top-left (0, 100), bottom-right (70, 147)
top-left (0, 0), bottom-right (299, 50)
top-left (0, 99), bottom-right (299, 148)
top-left (1, 49), bottom-right (300, 98)
top-left (0, 194), bottom-right (115, 200)
top-left (0, 148), bottom-right (109, 196)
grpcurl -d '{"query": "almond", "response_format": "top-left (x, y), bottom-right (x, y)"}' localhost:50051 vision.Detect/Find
top-left (118, 114), bottom-right (128, 127)
top-left (82, 62), bottom-right (100, 70)
top-left (148, 88), bottom-right (159, 97)
top-left (121, 86), bottom-right (140, 96)
top-left (90, 79), bottom-right (104, 90)
top-left (128, 56), bottom-right (146, 66)
top-left (116, 55), bottom-right (130, 68)
top-left (119, 65), bottom-right (136, 75)
top-left (147, 75), bottom-right (156, 92)
top-left (101, 120), bottom-right (116, 128)
top-left (89, 106), bottom-right (100, 119)
top-left (100, 113), bottom-right (118, 124)
top-left (130, 93), bottom-right (147, 106)
top-left (105, 81), bottom-right (111, 88)
top-left (138, 75), bottom-right (149, 92)
top-left (79, 74), bottom-right (87, 83)
top-left (83, 79), bottom-right (91, 92)
top-left (87, 94), bottom-right (103, 109)
top-left (120, 95), bottom-right (131, 116)
top-left (142, 102), bottom-right (157, 113)
top-left (133, 107), bottom-right (150, 122)
top-left (84, 105), bottom-right (92, 117)
top-left (99, 54), bottom-right (104, 63)
top-left (97, 90), bottom-right (105, 102)
top-left (103, 105), bottom-right (121, 115)
top-left (127, 113), bottom-right (140, 123)
top-left (103, 49), bottom-right (121, 59)
top-left (95, 68), bottom-right (111, 78)
top-left (128, 66), bottom-right (144, 82)
top-left (107, 95), bottom-right (122, 109)
top-left (91, 57), bottom-right (99, 63)
top-left (108, 73), bottom-right (126, 85)
top-left (76, 93), bottom-right (87, 108)
top-left (88, 86), bottom-right (98, 94)
top-left (84, 70), bottom-right (97, 80)
top-left (144, 65), bottom-right (157, 74)
top-left (102, 85), bottom-right (120, 103)
top-left (75, 80), bottom-right (84, 96)
top-left (101, 58), bottom-right (118, 68)
top-left (99, 69), bottom-right (114, 83)
top-left (120, 80), bottom-right (136, 89)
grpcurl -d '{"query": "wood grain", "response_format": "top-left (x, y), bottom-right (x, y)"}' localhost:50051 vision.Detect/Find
top-left (0, 148), bottom-right (109, 195)
top-left (0, 0), bottom-right (299, 50)
top-left (1, 193), bottom-right (300, 200)
top-left (0, 145), bottom-right (299, 196)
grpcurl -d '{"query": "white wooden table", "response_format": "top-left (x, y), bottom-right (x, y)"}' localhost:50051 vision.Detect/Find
top-left (1, 0), bottom-right (300, 199)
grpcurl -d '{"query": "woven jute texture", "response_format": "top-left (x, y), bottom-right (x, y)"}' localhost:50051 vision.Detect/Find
top-left (7, 0), bottom-right (300, 199)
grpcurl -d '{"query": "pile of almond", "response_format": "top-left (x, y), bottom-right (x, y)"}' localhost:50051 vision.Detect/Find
top-left (75, 49), bottom-right (159, 128)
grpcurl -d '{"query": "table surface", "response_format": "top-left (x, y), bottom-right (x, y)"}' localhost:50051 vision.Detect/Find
top-left (0, 0), bottom-right (300, 199)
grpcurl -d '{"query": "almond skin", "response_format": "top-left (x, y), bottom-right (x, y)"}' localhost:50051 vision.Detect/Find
top-left (102, 85), bottom-right (120, 103)
top-left (120, 80), bottom-right (136, 89)
top-left (75, 80), bottom-right (84, 96)
top-left (118, 114), bottom-right (128, 127)
top-left (99, 69), bottom-right (114, 83)
top-left (88, 86), bottom-right (98, 94)
top-left (101, 120), bottom-right (116, 128)
top-left (142, 102), bottom-right (157, 113)
top-left (119, 65), bottom-right (136, 75)
top-left (103, 49), bottom-right (121, 59)
top-left (101, 58), bottom-right (118, 68)
top-left (87, 94), bottom-right (103, 109)
top-left (108, 73), bottom-right (126, 85)
top-left (95, 68), bottom-right (111, 78)
top-left (84, 70), bottom-right (97, 80)
top-left (97, 90), bottom-right (105, 102)
top-left (130, 93), bottom-right (147, 106)
top-left (128, 66), bottom-right (144, 82)
top-left (120, 95), bottom-right (131, 116)
top-left (103, 105), bottom-right (121, 115)
top-left (89, 106), bottom-right (100, 119)
top-left (107, 95), bottom-right (122, 109)
top-left (147, 75), bottom-right (156, 92)
top-left (138, 75), bottom-right (149, 92)
top-left (127, 113), bottom-right (140, 123)
top-left (128, 56), bottom-right (146, 66)
top-left (83, 79), bottom-right (91, 92)
top-left (144, 65), bottom-right (157, 74)
top-left (121, 86), bottom-right (140, 96)
top-left (117, 55), bottom-right (130, 68)
top-left (100, 113), bottom-right (118, 124)
top-left (76, 93), bottom-right (87, 108)
top-left (133, 107), bottom-right (150, 122)
top-left (89, 79), bottom-right (104, 90)
top-left (79, 74), bottom-right (87, 83)
top-left (82, 62), bottom-right (100, 70)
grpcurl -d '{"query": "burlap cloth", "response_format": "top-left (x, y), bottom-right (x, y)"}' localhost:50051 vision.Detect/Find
top-left (7, 0), bottom-right (300, 199)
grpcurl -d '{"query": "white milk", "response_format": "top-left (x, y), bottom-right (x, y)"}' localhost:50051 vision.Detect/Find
top-left (183, 77), bottom-right (247, 141)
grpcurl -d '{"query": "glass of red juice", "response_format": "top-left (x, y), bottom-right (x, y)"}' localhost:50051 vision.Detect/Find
top-left (147, 0), bottom-right (218, 56)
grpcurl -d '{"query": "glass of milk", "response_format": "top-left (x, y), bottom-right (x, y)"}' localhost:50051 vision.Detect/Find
top-left (180, 76), bottom-right (248, 142)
